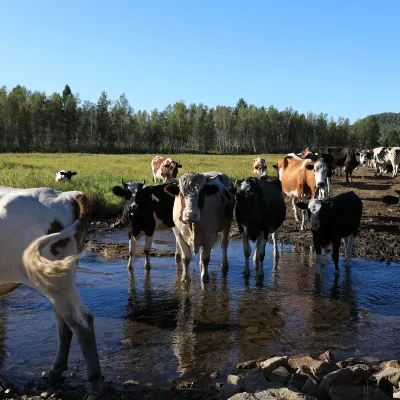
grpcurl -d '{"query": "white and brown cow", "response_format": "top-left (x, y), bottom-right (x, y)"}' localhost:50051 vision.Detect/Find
top-left (0, 187), bottom-right (102, 399)
top-left (152, 156), bottom-right (182, 183)
top-left (388, 147), bottom-right (400, 177)
top-left (273, 156), bottom-right (328, 230)
top-left (252, 157), bottom-right (267, 176)
top-left (164, 172), bottom-right (235, 282)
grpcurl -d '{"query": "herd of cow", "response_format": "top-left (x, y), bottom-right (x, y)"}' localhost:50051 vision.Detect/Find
top-left (0, 148), bottom-right (398, 399)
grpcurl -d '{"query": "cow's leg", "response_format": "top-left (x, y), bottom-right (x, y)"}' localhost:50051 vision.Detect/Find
top-left (345, 234), bottom-right (354, 267)
top-left (144, 235), bottom-right (153, 270)
top-left (253, 236), bottom-right (261, 265)
top-left (44, 307), bottom-right (73, 381)
top-left (200, 241), bottom-right (213, 283)
top-left (174, 228), bottom-right (191, 282)
top-left (327, 177), bottom-right (331, 198)
top-left (240, 231), bottom-right (251, 277)
top-left (343, 236), bottom-right (349, 263)
top-left (292, 198), bottom-right (300, 222)
top-left (272, 230), bottom-right (279, 258)
top-left (175, 240), bottom-right (182, 263)
top-left (49, 288), bottom-right (102, 399)
top-left (220, 225), bottom-right (230, 270)
top-left (127, 234), bottom-right (137, 270)
top-left (332, 239), bottom-right (341, 275)
top-left (300, 210), bottom-right (307, 231)
top-left (313, 236), bottom-right (322, 274)
top-left (255, 232), bottom-right (266, 278)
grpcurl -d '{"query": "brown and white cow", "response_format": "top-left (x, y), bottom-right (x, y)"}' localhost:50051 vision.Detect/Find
top-left (164, 172), bottom-right (235, 282)
top-left (273, 156), bottom-right (328, 230)
top-left (152, 156), bottom-right (182, 183)
top-left (0, 187), bottom-right (102, 399)
top-left (300, 148), bottom-right (314, 158)
top-left (252, 157), bottom-right (267, 176)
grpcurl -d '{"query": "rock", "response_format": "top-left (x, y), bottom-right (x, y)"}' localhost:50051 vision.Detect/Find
top-left (348, 364), bottom-right (371, 381)
top-left (393, 391), bottom-right (400, 398)
top-left (380, 360), bottom-right (400, 370)
top-left (241, 367), bottom-right (283, 393)
top-left (336, 358), bottom-right (356, 368)
top-left (123, 380), bottom-right (140, 386)
top-left (318, 351), bottom-right (334, 363)
top-left (41, 392), bottom-right (49, 398)
top-left (210, 371), bottom-right (219, 379)
top-left (266, 367), bottom-right (291, 384)
top-left (377, 378), bottom-right (394, 398)
top-left (288, 373), bottom-right (310, 391)
top-left (288, 355), bottom-right (317, 370)
top-left (373, 388), bottom-right (392, 399)
top-left (219, 383), bottom-right (241, 398)
top-left (229, 387), bottom-right (316, 399)
top-left (319, 369), bottom-right (354, 393)
top-left (311, 360), bottom-right (339, 381)
top-left (260, 356), bottom-right (289, 376)
top-left (227, 375), bottom-right (241, 386)
top-left (301, 379), bottom-right (329, 399)
top-left (328, 386), bottom-right (374, 399)
top-left (374, 367), bottom-right (400, 385)
top-left (237, 359), bottom-right (266, 370)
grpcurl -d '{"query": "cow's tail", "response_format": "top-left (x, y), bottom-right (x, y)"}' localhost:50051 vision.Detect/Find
top-left (23, 194), bottom-right (90, 287)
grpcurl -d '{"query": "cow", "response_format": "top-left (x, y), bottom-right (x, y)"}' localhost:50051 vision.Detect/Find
top-left (151, 156), bottom-right (182, 183)
top-left (164, 172), bottom-right (235, 283)
top-left (319, 147), bottom-right (359, 183)
top-left (296, 191), bottom-right (362, 275)
top-left (300, 148), bottom-right (314, 158)
top-left (55, 170), bottom-right (77, 182)
top-left (382, 189), bottom-right (400, 205)
top-left (252, 157), bottom-right (267, 176)
top-left (112, 180), bottom-right (178, 270)
top-left (359, 150), bottom-right (374, 168)
top-left (388, 147), bottom-right (400, 177)
top-left (0, 187), bottom-right (102, 399)
top-left (372, 147), bottom-right (392, 176)
top-left (273, 156), bottom-right (328, 230)
top-left (235, 177), bottom-right (286, 278)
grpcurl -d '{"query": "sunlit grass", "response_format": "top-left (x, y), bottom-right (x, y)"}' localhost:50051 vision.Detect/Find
top-left (0, 153), bottom-right (283, 219)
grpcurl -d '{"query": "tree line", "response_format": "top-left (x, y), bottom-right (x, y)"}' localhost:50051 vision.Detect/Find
top-left (0, 84), bottom-right (392, 154)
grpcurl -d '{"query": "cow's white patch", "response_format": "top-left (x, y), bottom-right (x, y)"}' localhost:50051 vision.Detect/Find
top-left (286, 190), bottom-right (298, 198)
top-left (240, 181), bottom-right (251, 193)
top-left (313, 159), bottom-right (328, 188)
top-left (126, 182), bottom-right (139, 195)
top-left (151, 194), bottom-right (160, 202)
top-left (308, 199), bottom-right (322, 230)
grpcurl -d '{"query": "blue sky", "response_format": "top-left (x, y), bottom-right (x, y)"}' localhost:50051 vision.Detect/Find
top-left (1, 0), bottom-right (399, 122)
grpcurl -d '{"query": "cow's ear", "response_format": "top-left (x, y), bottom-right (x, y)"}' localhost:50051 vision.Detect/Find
top-left (306, 164), bottom-right (314, 170)
top-left (383, 195), bottom-right (399, 205)
top-left (60, 171), bottom-right (66, 175)
top-left (177, 163), bottom-right (182, 168)
top-left (164, 184), bottom-right (180, 196)
top-left (71, 172), bottom-right (77, 176)
top-left (272, 164), bottom-right (278, 170)
top-left (112, 186), bottom-right (131, 200)
top-left (296, 202), bottom-right (308, 210)
top-left (205, 185), bottom-right (219, 196)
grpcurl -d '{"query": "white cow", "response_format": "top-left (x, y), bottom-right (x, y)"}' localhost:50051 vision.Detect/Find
top-left (165, 172), bottom-right (234, 282)
top-left (387, 147), bottom-right (400, 177)
top-left (373, 147), bottom-right (390, 176)
top-left (0, 187), bottom-right (102, 399)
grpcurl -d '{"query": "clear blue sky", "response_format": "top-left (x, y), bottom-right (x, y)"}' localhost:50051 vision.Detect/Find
top-left (1, 0), bottom-right (399, 122)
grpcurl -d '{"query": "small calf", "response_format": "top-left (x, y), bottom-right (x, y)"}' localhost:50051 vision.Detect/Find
top-left (252, 157), bottom-right (268, 176)
top-left (297, 191), bottom-right (362, 275)
top-left (152, 156), bottom-right (182, 183)
top-left (56, 170), bottom-right (77, 182)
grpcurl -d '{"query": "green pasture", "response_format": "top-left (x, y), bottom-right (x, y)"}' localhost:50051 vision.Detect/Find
top-left (0, 153), bottom-right (283, 219)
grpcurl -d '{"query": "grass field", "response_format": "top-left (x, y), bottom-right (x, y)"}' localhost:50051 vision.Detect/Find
top-left (0, 153), bottom-right (283, 219)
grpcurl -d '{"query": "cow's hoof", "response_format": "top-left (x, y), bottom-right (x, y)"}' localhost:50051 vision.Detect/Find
top-left (181, 275), bottom-right (191, 283)
top-left (42, 368), bottom-right (65, 382)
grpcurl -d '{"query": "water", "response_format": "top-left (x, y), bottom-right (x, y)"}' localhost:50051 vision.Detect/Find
top-left (1, 231), bottom-right (400, 389)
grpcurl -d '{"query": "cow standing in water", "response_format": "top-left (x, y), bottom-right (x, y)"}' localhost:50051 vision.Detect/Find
top-left (165, 172), bottom-right (234, 282)
top-left (297, 191), bottom-right (362, 275)
top-left (235, 177), bottom-right (286, 278)
top-left (152, 156), bottom-right (182, 183)
top-left (0, 187), bottom-right (102, 399)
top-left (252, 157), bottom-right (268, 176)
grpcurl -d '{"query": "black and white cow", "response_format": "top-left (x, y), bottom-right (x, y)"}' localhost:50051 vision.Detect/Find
top-left (55, 170), bottom-right (77, 182)
top-left (296, 191), bottom-right (362, 275)
top-left (359, 150), bottom-right (374, 168)
top-left (235, 177), bottom-right (286, 278)
top-left (112, 180), bottom-right (178, 270)
top-left (164, 172), bottom-right (235, 282)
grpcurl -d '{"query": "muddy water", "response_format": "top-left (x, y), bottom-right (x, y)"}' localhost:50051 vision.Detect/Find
top-left (1, 231), bottom-right (400, 389)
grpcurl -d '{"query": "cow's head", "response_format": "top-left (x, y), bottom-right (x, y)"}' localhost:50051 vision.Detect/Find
top-left (252, 158), bottom-right (267, 175)
top-left (297, 199), bottom-right (327, 231)
top-left (305, 159), bottom-right (327, 189)
top-left (163, 159), bottom-right (182, 180)
top-left (301, 148), bottom-right (314, 158)
top-left (56, 170), bottom-right (77, 181)
top-left (164, 172), bottom-right (219, 224)
top-left (360, 151), bottom-right (370, 166)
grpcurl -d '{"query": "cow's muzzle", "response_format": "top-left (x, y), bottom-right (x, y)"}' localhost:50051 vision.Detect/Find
top-left (317, 182), bottom-right (326, 188)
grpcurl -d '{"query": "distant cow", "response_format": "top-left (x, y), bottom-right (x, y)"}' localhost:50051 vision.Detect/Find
top-left (252, 157), bottom-right (267, 176)
top-left (164, 172), bottom-right (234, 282)
top-left (0, 187), bottom-right (102, 398)
top-left (300, 148), bottom-right (314, 158)
top-left (152, 156), bottom-right (182, 183)
top-left (235, 177), bottom-right (286, 278)
top-left (55, 170), bottom-right (77, 182)
top-left (273, 156), bottom-right (328, 230)
top-left (112, 180), bottom-right (178, 269)
top-left (359, 150), bottom-right (374, 168)
top-left (296, 191), bottom-right (362, 275)
top-left (319, 147), bottom-right (359, 183)
top-left (388, 147), bottom-right (400, 177)
top-left (372, 147), bottom-right (390, 176)
top-left (382, 189), bottom-right (400, 205)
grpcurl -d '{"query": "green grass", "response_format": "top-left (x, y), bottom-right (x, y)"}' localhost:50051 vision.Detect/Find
top-left (0, 153), bottom-right (283, 219)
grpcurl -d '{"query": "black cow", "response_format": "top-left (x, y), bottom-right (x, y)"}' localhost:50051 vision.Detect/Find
top-left (383, 190), bottom-right (400, 205)
top-left (112, 180), bottom-right (177, 270)
top-left (297, 191), bottom-right (362, 275)
top-left (55, 169), bottom-right (77, 182)
top-left (235, 176), bottom-right (286, 279)
top-left (319, 147), bottom-right (359, 184)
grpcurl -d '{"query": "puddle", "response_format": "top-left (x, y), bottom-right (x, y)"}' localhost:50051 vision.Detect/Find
top-left (1, 231), bottom-right (400, 389)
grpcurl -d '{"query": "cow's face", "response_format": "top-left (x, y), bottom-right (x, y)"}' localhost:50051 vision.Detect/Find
top-left (360, 151), bottom-right (370, 166)
top-left (253, 158), bottom-right (267, 175)
top-left (56, 170), bottom-right (77, 181)
top-left (163, 160), bottom-right (182, 179)
top-left (165, 172), bottom-right (219, 224)
top-left (297, 199), bottom-right (323, 230)
top-left (306, 159), bottom-right (327, 188)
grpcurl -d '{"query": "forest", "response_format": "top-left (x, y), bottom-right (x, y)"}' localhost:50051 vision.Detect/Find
top-left (0, 84), bottom-right (398, 154)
